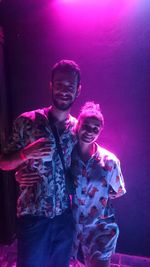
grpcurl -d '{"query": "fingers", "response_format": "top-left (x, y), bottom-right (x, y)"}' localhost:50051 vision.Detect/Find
top-left (16, 172), bottom-right (40, 187)
top-left (18, 180), bottom-right (38, 185)
top-left (23, 137), bottom-right (55, 160)
top-left (35, 137), bottom-right (54, 147)
top-left (25, 146), bottom-right (53, 159)
top-left (38, 147), bottom-right (52, 152)
top-left (32, 151), bottom-right (52, 159)
top-left (25, 138), bottom-right (53, 151)
top-left (20, 182), bottom-right (39, 187)
top-left (16, 177), bottom-right (40, 187)
top-left (19, 173), bottom-right (40, 178)
top-left (37, 137), bottom-right (49, 142)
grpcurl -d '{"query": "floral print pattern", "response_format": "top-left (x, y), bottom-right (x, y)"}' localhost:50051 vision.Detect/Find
top-left (71, 144), bottom-right (126, 262)
top-left (4, 107), bottom-right (77, 218)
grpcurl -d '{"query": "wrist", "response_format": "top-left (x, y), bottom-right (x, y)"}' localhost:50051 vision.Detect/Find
top-left (19, 149), bottom-right (28, 161)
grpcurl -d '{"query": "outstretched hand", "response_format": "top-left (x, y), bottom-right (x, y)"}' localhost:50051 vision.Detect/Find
top-left (23, 137), bottom-right (54, 160)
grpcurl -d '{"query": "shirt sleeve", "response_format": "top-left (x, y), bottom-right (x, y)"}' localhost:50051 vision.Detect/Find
top-left (3, 115), bottom-right (32, 154)
top-left (109, 160), bottom-right (126, 199)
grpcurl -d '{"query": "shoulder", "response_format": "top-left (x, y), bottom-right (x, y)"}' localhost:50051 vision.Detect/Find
top-left (96, 144), bottom-right (120, 166)
top-left (69, 114), bottom-right (78, 126)
top-left (68, 115), bottom-right (78, 135)
top-left (15, 107), bottom-right (49, 124)
top-left (12, 107), bottom-right (50, 134)
top-left (18, 107), bottom-right (48, 120)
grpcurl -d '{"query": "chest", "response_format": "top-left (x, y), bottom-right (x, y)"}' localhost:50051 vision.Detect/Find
top-left (72, 159), bottom-right (113, 190)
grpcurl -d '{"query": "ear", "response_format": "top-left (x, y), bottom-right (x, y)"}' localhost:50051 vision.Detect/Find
top-left (99, 128), bottom-right (103, 136)
top-left (76, 84), bottom-right (81, 98)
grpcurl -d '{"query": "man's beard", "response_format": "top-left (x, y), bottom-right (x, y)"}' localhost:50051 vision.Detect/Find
top-left (52, 94), bottom-right (74, 111)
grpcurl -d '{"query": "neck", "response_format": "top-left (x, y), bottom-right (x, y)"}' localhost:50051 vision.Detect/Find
top-left (78, 142), bottom-right (95, 160)
top-left (50, 105), bottom-right (70, 122)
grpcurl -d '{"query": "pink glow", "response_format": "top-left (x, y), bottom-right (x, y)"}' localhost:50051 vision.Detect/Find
top-left (52, 0), bottom-right (140, 30)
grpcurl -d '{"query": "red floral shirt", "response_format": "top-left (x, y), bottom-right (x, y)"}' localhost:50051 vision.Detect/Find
top-left (71, 144), bottom-right (126, 225)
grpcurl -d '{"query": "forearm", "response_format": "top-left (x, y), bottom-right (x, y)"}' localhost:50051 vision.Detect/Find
top-left (0, 137), bottom-right (53, 171)
top-left (0, 149), bottom-right (27, 171)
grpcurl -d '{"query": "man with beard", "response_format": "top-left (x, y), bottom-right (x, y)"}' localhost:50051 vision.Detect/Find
top-left (0, 60), bottom-right (81, 267)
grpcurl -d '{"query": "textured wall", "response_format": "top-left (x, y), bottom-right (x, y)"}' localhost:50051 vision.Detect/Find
top-left (1, 0), bottom-right (150, 256)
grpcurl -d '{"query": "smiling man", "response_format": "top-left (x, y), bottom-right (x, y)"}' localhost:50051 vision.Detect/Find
top-left (0, 60), bottom-right (81, 267)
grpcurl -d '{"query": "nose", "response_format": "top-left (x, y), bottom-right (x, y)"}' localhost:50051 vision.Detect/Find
top-left (86, 128), bottom-right (93, 134)
top-left (85, 125), bottom-right (94, 134)
top-left (59, 84), bottom-right (69, 93)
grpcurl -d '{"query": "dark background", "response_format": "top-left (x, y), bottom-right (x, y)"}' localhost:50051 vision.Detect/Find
top-left (0, 0), bottom-right (150, 257)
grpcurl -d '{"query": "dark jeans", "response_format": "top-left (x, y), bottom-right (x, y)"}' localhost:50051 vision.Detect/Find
top-left (17, 210), bottom-right (75, 267)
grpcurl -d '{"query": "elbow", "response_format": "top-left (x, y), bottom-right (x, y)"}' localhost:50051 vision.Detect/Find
top-left (0, 156), bottom-right (14, 171)
top-left (0, 162), bottom-right (12, 171)
top-left (0, 164), bottom-right (15, 171)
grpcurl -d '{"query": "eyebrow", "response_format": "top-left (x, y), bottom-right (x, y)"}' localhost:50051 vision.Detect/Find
top-left (83, 123), bottom-right (100, 127)
top-left (54, 80), bottom-right (76, 85)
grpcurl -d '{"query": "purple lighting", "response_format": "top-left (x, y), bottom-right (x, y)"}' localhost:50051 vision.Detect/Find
top-left (56, 0), bottom-right (109, 3)
top-left (55, 0), bottom-right (110, 6)
top-left (58, 0), bottom-right (77, 2)
top-left (55, 0), bottom-right (138, 7)
top-left (52, 0), bottom-right (139, 33)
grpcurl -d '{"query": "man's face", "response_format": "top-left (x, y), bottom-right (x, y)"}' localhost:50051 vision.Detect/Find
top-left (77, 116), bottom-right (101, 144)
top-left (51, 71), bottom-right (80, 111)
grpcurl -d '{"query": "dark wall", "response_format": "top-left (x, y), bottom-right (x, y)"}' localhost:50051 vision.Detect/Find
top-left (0, 25), bottom-right (17, 244)
top-left (1, 0), bottom-right (150, 257)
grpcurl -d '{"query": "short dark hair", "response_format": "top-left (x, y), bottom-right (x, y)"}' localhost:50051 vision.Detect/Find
top-left (51, 59), bottom-right (81, 87)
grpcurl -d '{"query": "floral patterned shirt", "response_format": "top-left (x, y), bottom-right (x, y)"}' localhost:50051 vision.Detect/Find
top-left (4, 107), bottom-right (77, 218)
top-left (71, 143), bottom-right (126, 225)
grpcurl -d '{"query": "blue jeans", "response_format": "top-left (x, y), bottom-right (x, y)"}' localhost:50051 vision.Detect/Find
top-left (17, 210), bottom-right (75, 267)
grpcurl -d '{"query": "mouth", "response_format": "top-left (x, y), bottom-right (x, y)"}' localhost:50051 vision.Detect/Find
top-left (57, 94), bottom-right (71, 101)
top-left (60, 97), bottom-right (70, 101)
top-left (81, 134), bottom-right (94, 142)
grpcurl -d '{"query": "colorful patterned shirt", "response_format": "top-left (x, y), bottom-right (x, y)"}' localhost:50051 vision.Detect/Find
top-left (71, 143), bottom-right (126, 225)
top-left (4, 107), bottom-right (77, 218)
